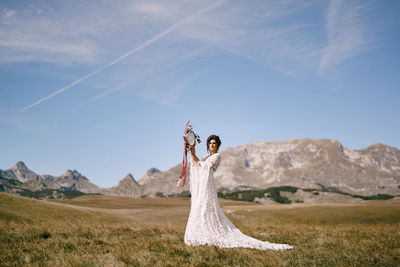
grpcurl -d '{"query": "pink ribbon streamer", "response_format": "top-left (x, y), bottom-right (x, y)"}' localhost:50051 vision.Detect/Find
top-left (176, 137), bottom-right (188, 187)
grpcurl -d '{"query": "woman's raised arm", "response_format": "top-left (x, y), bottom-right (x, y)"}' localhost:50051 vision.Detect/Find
top-left (190, 145), bottom-right (200, 162)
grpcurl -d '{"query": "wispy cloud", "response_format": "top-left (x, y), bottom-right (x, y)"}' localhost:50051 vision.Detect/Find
top-left (75, 45), bottom-right (210, 108)
top-left (19, 1), bottom-right (225, 112)
top-left (3, 8), bottom-right (15, 19)
top-left (73, 84), bottom-right (129, 109)
top-left (0, 5), bottom-right (102, 63)
top-left (2, 0), bottom-right (382, 113)
top-left (170, 1), bottom-right (325, 75)
top-left (1, 8), bottom-right (16, 25)
top-left (319, 0), bottom-right (373, 72)
top-left (138, 67), bottom-right (207, 107)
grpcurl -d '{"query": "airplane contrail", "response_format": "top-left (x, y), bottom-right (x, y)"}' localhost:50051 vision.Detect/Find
top-left (20, 1), bottom-right (224, 112)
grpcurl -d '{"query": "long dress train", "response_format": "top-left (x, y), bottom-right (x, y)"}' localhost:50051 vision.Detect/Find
top-left (184, 153), bottom-right (293, 250)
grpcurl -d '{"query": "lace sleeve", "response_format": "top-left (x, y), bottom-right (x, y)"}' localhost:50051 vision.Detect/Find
top-left (191, 153), bottom-right (221, 170)
top-left (209, 153), bottom-right (220, 165)
top-left (207, 153), bottom-right (221, 171)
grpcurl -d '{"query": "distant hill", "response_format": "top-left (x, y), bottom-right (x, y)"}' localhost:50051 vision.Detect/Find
top-left (1, 138), bottom-right (400, 202)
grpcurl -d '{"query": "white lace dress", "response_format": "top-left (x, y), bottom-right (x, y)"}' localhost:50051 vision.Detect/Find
top-left (184, 153), bottom-right (293, 250)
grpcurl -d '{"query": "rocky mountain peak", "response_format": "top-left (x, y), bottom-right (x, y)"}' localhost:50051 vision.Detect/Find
top-left (122, 173), bottom-right (136, 183)
top-left (12, 161), bottom-right (28, 171)
top-left (61, 169), bottom-right (88, 181)
top-left (355, 143), bottom-right (400, 174)
top-left (360, 143), bottom-right (398, 151)
top-left (146, 168), bottom-right (161, 176)
top-left (372, 143), bottom-right (387, 147)
top-left (7, 161), bottom-right (39, 182)
top-left (106, 173), bottom-right (142, 197)
top-left (62, 170), bottom-right (72, 176)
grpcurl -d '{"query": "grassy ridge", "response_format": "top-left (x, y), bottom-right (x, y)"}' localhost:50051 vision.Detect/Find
top-left (0, 192), bottom-right (98, 223)
top-left (1, 192), bottom-right (400, 266)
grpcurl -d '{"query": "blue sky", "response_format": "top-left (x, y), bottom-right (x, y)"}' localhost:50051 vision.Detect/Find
top-left (1, 0), bottom-right (399, 188)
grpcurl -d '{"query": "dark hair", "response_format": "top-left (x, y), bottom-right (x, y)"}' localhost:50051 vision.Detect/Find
top-left (207, 135), bottom-right (221, 152)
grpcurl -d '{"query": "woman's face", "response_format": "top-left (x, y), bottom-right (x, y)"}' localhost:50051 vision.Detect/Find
top-left (208, 139), bottom-right (218, 154)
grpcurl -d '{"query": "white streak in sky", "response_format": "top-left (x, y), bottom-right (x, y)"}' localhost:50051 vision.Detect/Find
top-left (19, 1), bottom-right (224, 112)
top-left (76, 46), bottom-right (209, 108)
top-left (319, 0), bottom-right (370, 72)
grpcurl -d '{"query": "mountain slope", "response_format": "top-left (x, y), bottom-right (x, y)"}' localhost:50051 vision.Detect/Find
top-left (0, 161), bottom-right (40, 182)
top-left (106, 173), bottom-right (143, 197)
top-left (1, 139), bottom-right (399, 199)
top-left (139, 165), bottom-right (190, 197)
top-left (0, 162), bottom-right (101, 195)
top-left (142, 139), bottom-right (400, 196)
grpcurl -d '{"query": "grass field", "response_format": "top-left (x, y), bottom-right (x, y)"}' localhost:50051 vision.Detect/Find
top-left (1, 192), bottom-right (399, 266)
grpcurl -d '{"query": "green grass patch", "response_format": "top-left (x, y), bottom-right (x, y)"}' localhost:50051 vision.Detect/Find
top-left (219, 186), bottom-right (398, 204)
top-left (218, 186), bottom-right (298, 203)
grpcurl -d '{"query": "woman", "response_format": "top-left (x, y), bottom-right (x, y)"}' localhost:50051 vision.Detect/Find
top-left (184, 134), bottom-right (293, 250)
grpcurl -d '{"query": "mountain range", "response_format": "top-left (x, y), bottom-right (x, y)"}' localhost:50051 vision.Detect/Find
top-left (1, 138), bottom-right (400, 201)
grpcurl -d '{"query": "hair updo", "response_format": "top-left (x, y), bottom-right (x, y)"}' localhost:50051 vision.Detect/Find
top-left (206, 135), bottom-right (221, 152)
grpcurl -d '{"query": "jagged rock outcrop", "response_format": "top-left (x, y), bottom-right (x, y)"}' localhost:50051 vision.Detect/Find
top-left (53, 170), bottom-right (100, 193)
top-left (0, 161), bottom-right (41, 182)
top-left (139, 164), bottom-right (190, 197)
top-left (146, 168), bottom-right (161, 175)
top-left (350, 143), bottom-right (400, 175)
top-left (106, 173), bottom-right (143, 197)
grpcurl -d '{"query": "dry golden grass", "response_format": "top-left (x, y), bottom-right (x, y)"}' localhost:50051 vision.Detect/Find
top-left (1, 192), bottom-right (399, 266)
